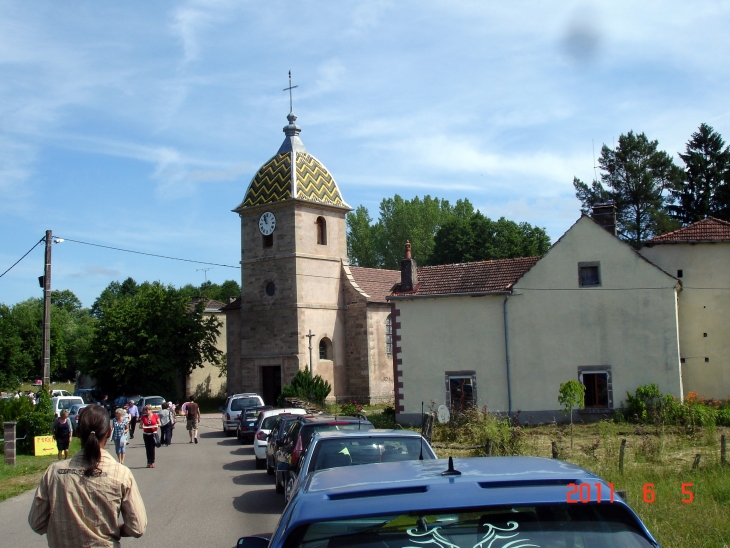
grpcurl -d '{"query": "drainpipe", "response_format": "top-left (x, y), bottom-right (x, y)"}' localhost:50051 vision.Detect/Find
top-left (503, 293), bottom-right (513, 417)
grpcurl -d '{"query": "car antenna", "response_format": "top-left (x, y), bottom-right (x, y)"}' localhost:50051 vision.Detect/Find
top-left (419, 402), bottom-right (424, 460)
top-left (441, 456), bottom-right (461, 476)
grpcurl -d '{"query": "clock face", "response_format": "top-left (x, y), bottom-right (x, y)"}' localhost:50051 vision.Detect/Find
top-left (258, 211), bottom-right (276, 236)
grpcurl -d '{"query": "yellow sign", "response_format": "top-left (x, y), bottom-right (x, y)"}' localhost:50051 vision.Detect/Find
top-left (34, 435), bottom-right (57, 456)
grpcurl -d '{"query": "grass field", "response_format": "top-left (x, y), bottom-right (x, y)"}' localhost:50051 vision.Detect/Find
top-left (430, 415), bottom-right (730, 548)
top-left (0, 438), bottom-right (81, 502)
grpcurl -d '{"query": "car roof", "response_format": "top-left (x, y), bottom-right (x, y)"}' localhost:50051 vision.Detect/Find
top-left (298, 415), bottom-right (372, 424)
top-left (312, 429), bottom-right (423, 440)
top-left (260, 408), bottom-right (307, 419)
top-left (292, 457), bottom-right (607, 522)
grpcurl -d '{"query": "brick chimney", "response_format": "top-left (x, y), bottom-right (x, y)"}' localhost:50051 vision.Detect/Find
top-left (592, 203), bottom-right (617, 235)
top-left (400, 240), bottom-right (418, 292)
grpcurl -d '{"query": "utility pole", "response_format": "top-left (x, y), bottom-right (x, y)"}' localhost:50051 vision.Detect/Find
top-left (305, 330), bottom-right (316, 375)
top-left (41, 230), bottom-right (52, 389)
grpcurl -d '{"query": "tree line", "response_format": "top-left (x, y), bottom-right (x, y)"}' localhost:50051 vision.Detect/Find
top-left (574, 123), bottom-right (730, 246)
top-left (0, 278), bottom-right (240, 395)
top-left (347, 196), bottom-right (551, 268)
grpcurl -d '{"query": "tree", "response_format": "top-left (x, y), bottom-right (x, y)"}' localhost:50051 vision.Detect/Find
top-left (346, 205), bottom-right (380, 268)
top-left (91, 277), bottom-right (139, 318)
top-left (0, 304), bottom-right (34, 390)
top-left (86, 282), bottom-right (224, 398)
top-left (558, 379), bottom-right (585, 449)
top-left (669, 123), bottom-right (730, 224)
top-left (573, 131), bottom-right (683, 246)
top-left (429, 212), bottom-right (551, 265)
top-left (278, 368), bottom-right (332, 406)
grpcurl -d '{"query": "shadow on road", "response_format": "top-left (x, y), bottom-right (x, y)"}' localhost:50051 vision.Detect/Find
top-left (232, 472), bottom-right (276, 486)
top-left (229, 446), bottom-right (255, 456)
top-left (233, 488), bottom-right (286, 515)
top-left (223, 458), bottom-right (257, 472)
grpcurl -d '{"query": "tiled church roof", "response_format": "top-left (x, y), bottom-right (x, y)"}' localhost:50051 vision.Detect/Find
top-left (349, 267), bottom-right (400, 303)
top-left (645, 217), bottom-right (730, 244)
top-left (391, 256), bottom-right (540, 297)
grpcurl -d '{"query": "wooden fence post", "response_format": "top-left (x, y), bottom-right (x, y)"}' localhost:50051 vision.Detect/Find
top-left (721, 434), bottom-right (727, 467)
top-left (3, 422), bottom-right (16, 466)
top-left (551, 441), bottom-right (558, 459)
top-left (692, 454), bottom-right (701, 471)
top-left (485, 438), bottom-right (492, 457)
top-left (421, 413), bottom-right (434, 444)
top-left (619, 438), bottom-right (627, 475)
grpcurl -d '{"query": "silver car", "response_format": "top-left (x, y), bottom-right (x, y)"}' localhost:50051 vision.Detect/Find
top-left (281, 429), bottom-right (437, 503)
top-left (68, 403), bottom-right (89, 431)
top-left (220, 393), bottom-right (264, 436)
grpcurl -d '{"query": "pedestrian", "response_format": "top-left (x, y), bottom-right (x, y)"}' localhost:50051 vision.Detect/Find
top-left (185, 395), bottom-right (200, 444)
top-left (51, 410), bottom-right (73, 460)
top-left (111, 408), bottom-right (129, 464)
top-left (28, 404), bottom-right (147, 546)
top-left (168, 402), bottom-right (176, 443)
top-left (127, 399), bottom-right (139, 439)
top-left (100, 395), bottom-right (110, 413)
top-left (158, 402), bottom-right (173, 446)
top-left (140, 406), bottom-right (160, 468)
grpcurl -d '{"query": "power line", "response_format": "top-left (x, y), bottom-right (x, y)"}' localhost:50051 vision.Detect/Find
top-left (0, 237), bottom-right (44, 278)
top-left (56, 237), bottom-right (240, 269)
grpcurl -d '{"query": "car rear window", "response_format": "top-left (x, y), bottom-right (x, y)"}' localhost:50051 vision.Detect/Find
top-left (57, 398), bottom-right (84, 410)
top-left (145, 397), bottom-right (164, 407)
top-left (309, 437), bottom-right (432, 472)
top-left (289, 505), bottom-right (655, 548)
top-left (262, 415), bottom-right (281, 429)
top-left (301, 423), bottom-right (373, 447)
top-left (231, 397), bottom-right (262, 411)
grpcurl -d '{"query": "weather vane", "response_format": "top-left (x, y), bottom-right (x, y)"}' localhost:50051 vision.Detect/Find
top-left (283, 70), bottom-right (298, 113)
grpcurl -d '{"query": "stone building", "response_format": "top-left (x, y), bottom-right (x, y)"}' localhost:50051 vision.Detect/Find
top-left (223, 110), bottom-right (398, 405)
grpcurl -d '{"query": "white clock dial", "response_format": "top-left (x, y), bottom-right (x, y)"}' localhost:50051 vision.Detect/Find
top-left (258, 211), bottom-right (276, 236)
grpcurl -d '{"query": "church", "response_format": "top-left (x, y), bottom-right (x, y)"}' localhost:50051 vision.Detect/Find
top-left (222, 109), bottom-right (398, 405)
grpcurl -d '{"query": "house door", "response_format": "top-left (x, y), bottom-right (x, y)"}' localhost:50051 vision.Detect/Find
top-left (261, 366), bottom-right (281, 405)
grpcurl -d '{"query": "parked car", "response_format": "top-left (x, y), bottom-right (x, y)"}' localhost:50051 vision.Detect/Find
top-left (239, 457), bottom-right (661, 548)
top-left (113, 395), bottom-right (142, 410)
top-left (236, 405), bottom-right (274, 444)
top-left (274, 415), bottom-right (373, 494)
top-left (253, 408), bottom-right (307, 469)
top-left (281, 429), bottom-right (438, 503)
top-left (50, 389), bottom-right (72, 397)
top-left (73, 388), bottom-right (101, 404)
top-left (68, 403), bottom-right (89, 431)
top-left (265, 413), bottom-right (307, 477)
top-left (50, 396), bottom-right (85, 418)
top-left (138, 396), bottom-right (165, 415)
top-left (221, 393), bottom-right (264, 436)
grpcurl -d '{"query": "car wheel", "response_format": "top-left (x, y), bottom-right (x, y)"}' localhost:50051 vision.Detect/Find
top-left (275, 473), bottom-right (284, 494)
top-left (266, 457), bottom-right (274, 476)
top-left (255, 456), bottom-right (265, 470)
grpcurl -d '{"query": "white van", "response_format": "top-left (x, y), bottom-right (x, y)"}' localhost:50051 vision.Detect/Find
top-left (51, 396), bottom-right (85, 418)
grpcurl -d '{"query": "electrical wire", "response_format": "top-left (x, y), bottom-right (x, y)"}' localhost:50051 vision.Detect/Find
top-left (56, 237), bottom-right (240, 269)
top-left (0, 238), bottom-right (45, 278)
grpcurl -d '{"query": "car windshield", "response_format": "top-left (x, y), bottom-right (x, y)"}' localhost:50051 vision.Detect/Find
top-left (231, 398), bottom-right (261, 411)
top-left (145, 397), bottom-right (164, 407)
top-left (309, 437), bottom-right (432, 472)
top-left (289, 505), bottom-right (654, 548)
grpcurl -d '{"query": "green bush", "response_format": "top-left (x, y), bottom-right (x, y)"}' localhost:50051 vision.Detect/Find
top-left (339, 400), bottom-right (363, 416)
top-left (13, 390), bottom-right (54, 454)
top-left (369, 406), bottom-right (397, 429)
top-left (278, 368), bottom-right (331, 406)
top-left (0, 396), bottom-right (35, 423)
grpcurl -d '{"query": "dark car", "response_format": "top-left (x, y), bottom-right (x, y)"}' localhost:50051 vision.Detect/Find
top-left (274, 414), bottom-right (373, 494)
top-left (239, 457), bottom-right (661, 548)
top-left (281, 429), bottom-right (438, 503)
top-left (266, 413), bottom-right (306, 476)
top-left (236, 405), bottom-right (274, 444)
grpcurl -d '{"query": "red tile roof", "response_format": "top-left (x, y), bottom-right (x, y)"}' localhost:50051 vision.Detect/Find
top-left (646, 217), bottom-right (730, 244)
top-left (391, 256), bottom-right (540, 297)
top-left (348, 266), bottom-right (400, 303)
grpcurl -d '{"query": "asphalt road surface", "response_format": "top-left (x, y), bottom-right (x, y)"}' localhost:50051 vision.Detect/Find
top-left (0, 414), bottom-right (286, 548)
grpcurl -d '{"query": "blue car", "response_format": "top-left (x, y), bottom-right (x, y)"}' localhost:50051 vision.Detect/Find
top-left (239, 456), bottom-right (660, 548)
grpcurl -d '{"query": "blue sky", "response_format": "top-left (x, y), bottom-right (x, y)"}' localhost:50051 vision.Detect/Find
top-left (2, 1), bottom-right (729, 307)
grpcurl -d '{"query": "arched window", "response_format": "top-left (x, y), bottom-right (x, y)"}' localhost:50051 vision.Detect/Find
top-left (319, 337), bottom-right (332, 360)
top-left (316, 216), bottom-right (327, 245)
top-left (385, 315), bottom-right (393, 357)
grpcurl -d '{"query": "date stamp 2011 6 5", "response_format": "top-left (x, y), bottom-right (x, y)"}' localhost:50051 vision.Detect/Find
top-left (566, 482), bottom-right (694, 504)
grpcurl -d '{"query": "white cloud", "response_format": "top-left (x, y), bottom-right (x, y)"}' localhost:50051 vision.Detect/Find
top-left (68, 265), bottom-right (121, 279)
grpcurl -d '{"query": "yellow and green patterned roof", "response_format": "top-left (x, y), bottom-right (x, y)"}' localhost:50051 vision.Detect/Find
top-left (235, 112), bottom-right (349, 211)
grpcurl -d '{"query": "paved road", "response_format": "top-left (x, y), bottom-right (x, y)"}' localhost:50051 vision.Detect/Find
top-left (0, 414), bottom-right (286, 548)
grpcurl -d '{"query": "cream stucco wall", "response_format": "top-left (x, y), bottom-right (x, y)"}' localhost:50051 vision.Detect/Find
top-left (187, 309), bottom-right (227, 398)
top-left (640, 242), bottom-right (730, 399)
top-left (394, 216), bottom-right (684, 424)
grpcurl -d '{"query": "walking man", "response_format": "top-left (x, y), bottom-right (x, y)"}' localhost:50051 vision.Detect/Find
top-left (127, 399), bottom-right (139, 439)
top-left (185, 395), bottom-right (200, 444)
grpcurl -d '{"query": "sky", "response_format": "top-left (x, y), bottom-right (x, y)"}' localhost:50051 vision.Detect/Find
top-left (2, 1), bottom-right (730, 308)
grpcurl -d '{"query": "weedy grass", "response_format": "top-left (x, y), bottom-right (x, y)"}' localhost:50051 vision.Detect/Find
top-left (0, 438), bottom-right (81, 502)
top-left (415, 408), bottom-right (730, 548)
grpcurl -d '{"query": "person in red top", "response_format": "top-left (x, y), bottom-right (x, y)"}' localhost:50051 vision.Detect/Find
top-left (139, 406), bottom-right (160, 468)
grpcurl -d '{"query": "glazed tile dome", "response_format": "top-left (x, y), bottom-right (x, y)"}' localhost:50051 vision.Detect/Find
top-left (235, 112), bottom-right (349, 211)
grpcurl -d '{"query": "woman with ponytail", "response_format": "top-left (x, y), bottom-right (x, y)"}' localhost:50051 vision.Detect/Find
top-left (28, 404), bottom-right (147, 547)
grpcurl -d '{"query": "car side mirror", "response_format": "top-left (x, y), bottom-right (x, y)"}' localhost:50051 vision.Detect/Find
top-left (237, 536), bottom-right (270, 548)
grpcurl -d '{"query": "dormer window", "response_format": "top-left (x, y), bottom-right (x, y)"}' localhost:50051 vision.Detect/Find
top-left (316, 217), bottom-right (327, 245)
top-left (578, 262), bottom-right (600, 287)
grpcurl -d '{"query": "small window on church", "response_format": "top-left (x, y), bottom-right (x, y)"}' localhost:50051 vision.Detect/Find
top-left (319, 338), bottom-right (332, 360)
top-left (263, 234), bottom-right (273, 248)
top-left (316, 217), bottom-right (327, 245)
top-left (385, 315), bottom-right (393, 357)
